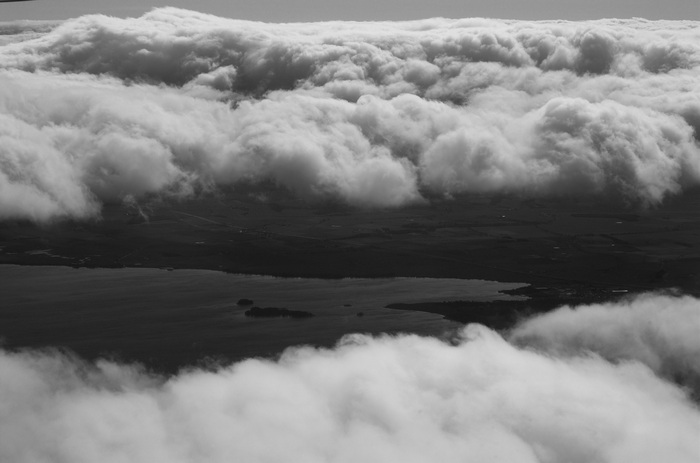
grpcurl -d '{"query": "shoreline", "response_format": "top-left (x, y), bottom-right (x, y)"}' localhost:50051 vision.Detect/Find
top-left (0, 258), bottom-right (671, 333)
top-left (385, 285), bottom-right (632, 329)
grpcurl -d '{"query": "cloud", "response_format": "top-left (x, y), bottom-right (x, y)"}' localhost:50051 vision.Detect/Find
top-left (0, 20), bottom-right (58, 46)
top-left (2, 295), bottom-right (700, 463)
top-left (0, 9), bottom-right (699, 221)
top-left (510, 292), bottom-right (700, 398)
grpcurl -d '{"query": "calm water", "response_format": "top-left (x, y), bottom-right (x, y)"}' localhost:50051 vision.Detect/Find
top-left (1, 265), bottom-right (524, 372)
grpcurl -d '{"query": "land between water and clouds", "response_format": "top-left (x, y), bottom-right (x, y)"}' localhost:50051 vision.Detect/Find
top-left (3, 188), bottom-right (700, 328)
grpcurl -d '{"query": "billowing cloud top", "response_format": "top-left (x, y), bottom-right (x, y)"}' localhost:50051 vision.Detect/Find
top-left (1, 8), bottom-right (700, 221)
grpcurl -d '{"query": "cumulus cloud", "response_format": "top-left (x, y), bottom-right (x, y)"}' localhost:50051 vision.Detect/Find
top-left (510, 292), bottom-right (700, 397)
top-left (1, 316), bottom-right (700, 462)
top-left (0, 9), bottom-right (699, 220)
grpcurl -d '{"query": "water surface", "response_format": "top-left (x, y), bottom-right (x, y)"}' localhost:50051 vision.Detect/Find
top-left (1, 265), bottom-right (524, 372)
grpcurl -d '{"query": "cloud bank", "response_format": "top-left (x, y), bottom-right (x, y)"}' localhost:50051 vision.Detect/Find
top-left (510, 292), bottom-right (700, 397)
top-left (1, 8), bottom-right (700, 220)
top-left (1, 294), bottom-right (700, 462)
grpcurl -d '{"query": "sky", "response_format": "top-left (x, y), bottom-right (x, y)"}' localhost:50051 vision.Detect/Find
top-left (0, 0), bottom-right (699, 22)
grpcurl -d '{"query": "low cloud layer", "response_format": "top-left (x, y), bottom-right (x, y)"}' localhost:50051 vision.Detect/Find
top-left (1, 9), bottom-right (700, 220)
top-left (1, 294), bottom-right (699, 462)
top-left (510, 292), bottom-right (700, 397)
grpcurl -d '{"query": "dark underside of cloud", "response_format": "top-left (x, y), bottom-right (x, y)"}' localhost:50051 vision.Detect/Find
top-left (0, 9), bottom-right (699, 221)
top-left (1, 293), bottom-right (699, 462)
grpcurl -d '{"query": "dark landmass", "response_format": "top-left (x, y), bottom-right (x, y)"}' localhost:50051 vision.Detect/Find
top-left (2, 186), bottom-right (700, 324)
top-left (244, 306), bottom-right (314, 319)
top-left (237, 298), bottom-right (254, 306)
top-left (387, 285), bottom-right (628, 328)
